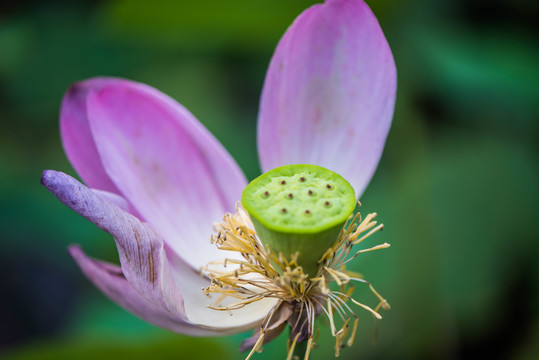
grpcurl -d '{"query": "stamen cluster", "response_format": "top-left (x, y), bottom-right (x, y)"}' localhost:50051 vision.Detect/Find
top-left (203, 203), bottom-right (390, 359)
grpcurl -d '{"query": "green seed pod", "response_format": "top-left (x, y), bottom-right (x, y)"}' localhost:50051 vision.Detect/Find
top-left (241, 164), bottom-right (356, 277)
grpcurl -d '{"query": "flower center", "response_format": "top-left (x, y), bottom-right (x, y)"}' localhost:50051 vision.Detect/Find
top-left (241, 164), bottom-right (356, 276)
top-left (203, 165), bottom-right (390, 359)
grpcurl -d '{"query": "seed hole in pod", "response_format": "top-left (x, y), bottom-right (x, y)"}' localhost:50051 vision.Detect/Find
top-left (280, 180), bottom-right (286, 185)
top-left (299, 177), bottom-right (306, 182)
top-left (305, 209), bottom-right (311, 214)
top-left (281, 208), bottom-right (287, 213)
top-left (264, 191), bottom-right (269, 197)
top-left (288, 193), bottom-right (293, 199)
top-left (324, 201), bottom-right (331, 207)
top-left (308, 190), bottom-right (313, 196)
top-left (326, 184), bottom-right (333, 190)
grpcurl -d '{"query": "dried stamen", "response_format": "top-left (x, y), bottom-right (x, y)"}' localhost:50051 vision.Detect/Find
top-left (203, 202), bottom-right (389, 359)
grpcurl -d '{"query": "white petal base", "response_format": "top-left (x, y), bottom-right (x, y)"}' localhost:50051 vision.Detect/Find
top-left (168, 250), bottom-right (278, 331)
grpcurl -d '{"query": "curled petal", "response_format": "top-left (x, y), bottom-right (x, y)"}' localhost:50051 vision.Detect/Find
top-left (42, 170), bottom-right (184, 318)
top-left (257, 0), bottom-right (397, 197)
top-left (85, 80), bottom-right (247, 269)
top-left (42, 170), bottom-right (275, 333)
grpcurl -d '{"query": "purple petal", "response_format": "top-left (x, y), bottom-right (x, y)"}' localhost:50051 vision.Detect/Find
top-left (60, 78), bottom-right (129, 193)
top-left (91, 189), bottom-right (134, 214)
top-left (257, 0), bottom-right (397, 197)
top-left (43, 170), bottom-right (273, 332)
top-left (42, 170), bottom-right (184, 318)
top-left (85, 80), bottom-right (247, 269)
top-left (69, 245), bottom-right (218, 336)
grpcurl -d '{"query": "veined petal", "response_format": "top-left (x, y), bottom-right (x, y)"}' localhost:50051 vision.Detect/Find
top-left (85, 80), bottom-right (247, 270)
top-left (42, 170), bottom-right (185, 318)
top-left (257, 0), bottom-right (397, 197)
top-left (42, 170), bottom-right (274, 333)
top-left (60, 78), bottom-right (128, 193)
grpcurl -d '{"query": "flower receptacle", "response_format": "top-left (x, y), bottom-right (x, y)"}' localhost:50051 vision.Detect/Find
top-left (241, 164), bottom-right (356, 277)
top-left (249, 216), bottom-right (344, 277)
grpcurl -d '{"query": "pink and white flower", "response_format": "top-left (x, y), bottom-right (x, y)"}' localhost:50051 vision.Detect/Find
top-left (42, 0), bottom-right (395, 352)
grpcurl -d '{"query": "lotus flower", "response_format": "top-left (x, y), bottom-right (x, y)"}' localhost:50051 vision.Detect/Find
top-left (42, 0), bottom-right (395, 357)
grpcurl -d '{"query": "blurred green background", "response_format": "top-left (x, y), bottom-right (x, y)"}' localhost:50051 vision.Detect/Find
top-left (1, 0), bottom-right (538, 359)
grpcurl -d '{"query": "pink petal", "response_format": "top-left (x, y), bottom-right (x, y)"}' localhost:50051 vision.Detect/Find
top-left (257, 0), bottom-right (397, 197)
top-left (85, 80), bottom-right (247, 269)
top-left (60, 78), bottom-right (129, 193)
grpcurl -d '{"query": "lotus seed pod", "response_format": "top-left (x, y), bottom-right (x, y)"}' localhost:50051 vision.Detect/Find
top-left (241, 164), bottom-right (356, 277)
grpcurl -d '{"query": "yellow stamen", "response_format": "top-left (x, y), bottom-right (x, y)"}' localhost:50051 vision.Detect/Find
top-left (203, 203), bottom-right (389, 359)
top-left (347, 317), bottom-right (359, 347)
top-left (286, 333), bottom-right (301, 360)
top-left (245, 332), bottom-right (265, 360)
